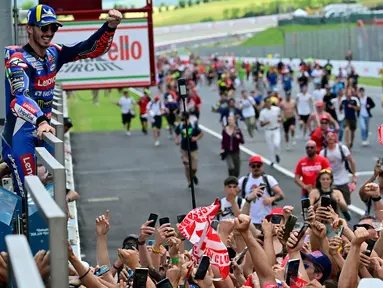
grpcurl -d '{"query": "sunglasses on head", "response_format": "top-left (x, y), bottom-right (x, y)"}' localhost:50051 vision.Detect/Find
top-left (353, 224), bottom-right (374, 231)
top-left (250, 163), bottom-right (262, 168)
top-left (320, 169), bottom-right (332, 174)
top-left (35, 24), bottom-right (59, 33)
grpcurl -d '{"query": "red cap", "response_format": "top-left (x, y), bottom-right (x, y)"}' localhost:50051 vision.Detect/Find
top-left (154, 95), bottom-right (160, 101)
top-left (249, 155), bottom-right (263, 164)
top-left (316, 101), bottom-right (324, 107)
top-left (320, 114), bottom-right (330, 121)
top-left (265, 207), bottom-right (284, 221)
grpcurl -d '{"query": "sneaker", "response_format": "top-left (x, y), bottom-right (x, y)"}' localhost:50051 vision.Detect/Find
top-left (276, 155), bottom-right (280, 163)
top-left (154, 140), bottom-right (160, 146)
top-left (126, 131), bottom-right (131, 136)
top-left (286, 142), bottom-right (291, 151)
top-left (193, 176), bottom-right (199, 185)
top-left (188, 184), bottom-right (192, 189)
top-left (168, 134), bottom-right (173, 140)
top-left (292, 140), bottom-right (297, 146)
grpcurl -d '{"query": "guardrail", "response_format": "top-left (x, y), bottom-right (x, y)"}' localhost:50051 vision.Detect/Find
top-left (5, 85), bottom-right (80, 285)
top-left (6, 235), bottom-right (45, 287)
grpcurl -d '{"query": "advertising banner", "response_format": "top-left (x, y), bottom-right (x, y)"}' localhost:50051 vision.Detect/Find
top-left (52, 19), bottom-right (152, 90)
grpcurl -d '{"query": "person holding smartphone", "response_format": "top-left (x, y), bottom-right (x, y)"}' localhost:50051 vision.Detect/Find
top-left (221, 116), bottom-right (244, 178)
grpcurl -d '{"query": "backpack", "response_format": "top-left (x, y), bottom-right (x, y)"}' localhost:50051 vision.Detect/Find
top-left (324, 143), bottom-right (352, 174)
top-left (217, 197), bottom-right (243, 221)
top-left (241, 173), bottom-right (274, 199)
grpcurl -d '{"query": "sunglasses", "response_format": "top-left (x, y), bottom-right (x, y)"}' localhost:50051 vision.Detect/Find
top-left (353, 224), bottom-right (375, 231)
top-left (320, 121), bottom-right (329, 124)
top-left (306, 146), bottom-right (316, 150)
top-left (250, 163), bottom-right (262, 168)
top-left (303, 262), bottom-right (322, 273)
top-left (36, 24), bottom-right (59, 33)
top-left (320, 169), bottom-right (332, 174)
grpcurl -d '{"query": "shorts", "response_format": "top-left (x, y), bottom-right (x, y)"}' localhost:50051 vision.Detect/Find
top-left (122, 113), bottom-right (133, 124)
top-left (283, 117), bottom-right (296, 133)
top-left (299, 114), bottom-right (310, 124)
top-left (140, 115), bottom-right (148, 124)
top-left (152, 115), bottom-right (162, 129)
top-left (166, 113), bottom-right (176, 126)
top-left (335, 183), bottom-right (351, 205)
top-left (181, 149), bottom-right (198, 170)
top-left (344, 119), bottom-right (357, 131)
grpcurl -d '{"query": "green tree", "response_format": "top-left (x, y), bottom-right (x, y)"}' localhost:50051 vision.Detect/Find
top-left (159, 6), bottom-right (162, 12)
top-left (179, 0), bottom-right (186, 8)
top-left (188, 0), bottom-right (193, 7)
top-left (202, 0), bottom-right (209, 2)
top-left (223, 8), bottom-right (230, 19)
top-left (113, 3), bottom-right (128, 9)
top-left (196, 0), bottom-right (201, 4)
top-left (21, 1), bottom-right (35, 10)
top-left (231, 7), bottom-right (240, 19)
top-left (166, 5), bottom-right (169, 11)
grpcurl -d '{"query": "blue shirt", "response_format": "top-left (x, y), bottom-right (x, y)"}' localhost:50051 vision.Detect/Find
top-left (341, 97), bottom-right (360, 120)
top-left (282, 74), bottom-right (293, 89)
top-left (267, 73), bottom-right (278, 86)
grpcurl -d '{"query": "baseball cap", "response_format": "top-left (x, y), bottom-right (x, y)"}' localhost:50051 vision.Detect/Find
top-left (249, 155), bottom-right (263, 165)
top-left (265, 207), bottom-right (284, 221)
top-left (154, 95), bottom-right (160, 101)
top-left (301, 251), bottom-right (332, 282)
top-left (27, 5), bottom-right (62, 27)
top-left (320, 114), bottom-right (330, 121)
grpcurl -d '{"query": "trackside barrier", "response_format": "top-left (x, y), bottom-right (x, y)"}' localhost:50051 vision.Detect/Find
top-left (50, 118), bottom-right (64, 147)
top-left (35, 146), bottom-right (66, 213)
top-left (6, 235), bottom-right (45, 287)
top-left (52, 101), bottom-right (63, 113)
top-left (25, 176), bottom-right (68, 288)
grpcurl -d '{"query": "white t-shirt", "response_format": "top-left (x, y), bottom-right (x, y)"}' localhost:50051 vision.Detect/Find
top-left (330, 96), bottom-right (346, 121)
top-left (359, 96), bottom-right (369, 117)
top-left (238, 174), bottom-right (279, 224)
top-left (119, 97), bottom-right (135, 114)
top-left (311, 69), bottom-right (322, 84)
top-left (147, 101), bottom-right (163, 116)
top-left (296, 93), bottom-right (313, 116)
top-left (312, 89), bottom-right (325, 103)
top-left (240, 97), bottom-right (256, 118)
top-left (219, 197), bottom-right (244, 220)
top-left (259, 106), bottom-right (281, 130)
top-left (319, 143), bottom-right (350, 185)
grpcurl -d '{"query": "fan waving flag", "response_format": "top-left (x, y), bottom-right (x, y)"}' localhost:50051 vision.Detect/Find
top-left (178, 199), bottom-right (230, 279)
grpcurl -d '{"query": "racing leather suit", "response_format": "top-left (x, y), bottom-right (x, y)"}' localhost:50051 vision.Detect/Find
top-left (2, 22), bottom-right (116, 199)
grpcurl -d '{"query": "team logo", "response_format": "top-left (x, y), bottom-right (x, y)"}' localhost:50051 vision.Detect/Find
top-left (50, 64), bottom-right (56, 71)
top-left (8, 57), bottom-right (27, 69)
top-left (19, 154), bottom-right (35, 177)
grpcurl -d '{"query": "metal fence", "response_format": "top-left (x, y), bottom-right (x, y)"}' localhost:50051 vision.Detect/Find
top-left (192, 26), bottom-right (383, 62)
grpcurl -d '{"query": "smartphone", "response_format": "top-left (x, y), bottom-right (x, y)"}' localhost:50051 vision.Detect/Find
top-left (283, 215), bottom-right (298, 241)
top-left (177, 214), bottom-right (186, 224)
top-left (337, 226), bottom-right (344, 237)
top-left (195, 255), bottom-right (210, 280)
top-left (94, 265), bottom-right (110, 277)
top-left (236, 247), bottom-right (248, 265)
top-left (258, 183), bottom-right (266, 191)
top-left (365, 239), bottom-right (376, 257)
top-left (2, 177), bottom-right (14, 192)
top-left (156, 278), bottom-right (172, 288)
top-left (177, 78), bottom-right (187, 98)
top-left (159, 217), bottom-right (170, 226)
top-left (271, 214), bottom-right (283, 224)
top-left (133, 268), bottom-right (149, 288)
top-left (301, 198), bottom-right (310, 221)
top-left (321, 195), bottom-right (331, 208)
top-left (296, 223), bottom-right (310, 243)
top-left (227, 247), bottom-right (236, 260)
top-left (285, 258), bottom-right (300, 286)
top-left (148, 213), bottom-right (158, 228)
top-left (211, 220), bottom-right (219, 230)
top-left (147, 240), bottom-right (155, 246)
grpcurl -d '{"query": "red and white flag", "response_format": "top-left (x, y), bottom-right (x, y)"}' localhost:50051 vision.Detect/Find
top-left (178, 199), bottom-right (230, 279)
top-left (378, 124), bottom-right (383, 145)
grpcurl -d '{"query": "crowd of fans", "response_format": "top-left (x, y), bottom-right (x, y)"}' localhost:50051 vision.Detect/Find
top-left (1, 46), bottom-right (383, 287)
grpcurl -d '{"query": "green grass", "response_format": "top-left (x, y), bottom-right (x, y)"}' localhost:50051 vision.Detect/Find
top-left (241, 23), bottom-right (356, 46)
top-left (68, 89), bottom-right (144, 133)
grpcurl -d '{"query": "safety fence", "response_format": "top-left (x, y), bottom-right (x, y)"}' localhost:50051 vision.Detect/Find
top-left (5, 85), bottom-right (79, 287)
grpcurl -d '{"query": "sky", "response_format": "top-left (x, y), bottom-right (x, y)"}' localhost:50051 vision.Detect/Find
top-left (16, 0), bottom-right (179, 9)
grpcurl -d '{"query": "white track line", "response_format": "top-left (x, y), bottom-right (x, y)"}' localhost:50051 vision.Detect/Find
top-left (199, 124), bottom-right (365, 216)
top-left (87, 197), bottom-right (120, 203)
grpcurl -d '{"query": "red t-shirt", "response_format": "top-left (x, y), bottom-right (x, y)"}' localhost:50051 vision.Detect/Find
top-left (295, 155), bottom-right (331, 195)
top-left (310, 127), bottom-right (324, 154)
top-left (138, 96), bottom-right (150, 115)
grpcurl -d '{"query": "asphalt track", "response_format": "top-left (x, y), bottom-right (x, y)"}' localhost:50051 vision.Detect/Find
top-left (72, 80), bottom-right (381, 264)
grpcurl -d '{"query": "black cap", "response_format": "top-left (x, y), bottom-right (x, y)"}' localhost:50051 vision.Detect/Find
top-left (64, 117), bottom-right (73, 128)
